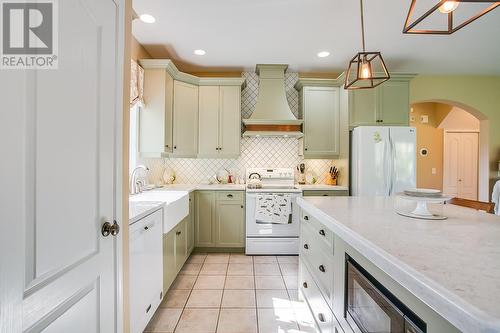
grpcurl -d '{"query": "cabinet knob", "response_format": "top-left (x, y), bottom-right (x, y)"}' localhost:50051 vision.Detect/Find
top-left (174, 146), bottom-right (177, 149)
top-left (303, 244), bottom-right (309, 249)
top-left (165, 144), bottom-right (169, 148)
top-left (302, 281), bottom-right (308, 288)
top-left (227, 194), bottom-right (233, 198)
top-left (144, 226), bottom-right (149, 230)
top-left (303, 215), bottom-right (309, 221)
top-left (318, 265), bottom-right (326, 273)
top-left (241, 205), bottom-right (244, 208)
top-left (317, 313), bottom-right (326, 322)
top-left (319, 229), bottom-right (326, 236)
top-left (305, 148), bottom-right (308, 151)
top-left (176, 231), bottom-right (181, 236)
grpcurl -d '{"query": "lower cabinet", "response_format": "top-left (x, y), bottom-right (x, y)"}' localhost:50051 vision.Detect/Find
top-left (163, 197), bottom-right (194, 293)
top-left (130, 209), bottom-right (163, 333)
top-left (195, 190), bottom-right (245, 248)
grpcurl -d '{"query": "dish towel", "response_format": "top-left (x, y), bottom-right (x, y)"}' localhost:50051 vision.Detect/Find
top-left (493, 180), bottom-right (500, 215)
top-left (255, 194), bottom-right (292, 224)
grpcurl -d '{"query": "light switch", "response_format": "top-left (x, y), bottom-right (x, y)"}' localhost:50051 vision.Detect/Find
top-left (420, 115), bottom-right (429, 124)
top-left (431, 167), bottom-right (437, 175)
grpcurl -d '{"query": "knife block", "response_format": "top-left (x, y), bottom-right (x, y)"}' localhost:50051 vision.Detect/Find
top-left (325, 177), bottom-right (337, 186)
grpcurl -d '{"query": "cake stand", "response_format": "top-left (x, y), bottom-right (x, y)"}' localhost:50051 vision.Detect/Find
top-left (395, 193), bottom-right (452, 220)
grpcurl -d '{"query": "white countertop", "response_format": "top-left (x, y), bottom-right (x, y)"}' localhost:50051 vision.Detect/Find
top-left (157, 184), bottom-right (246, 191)
top-left (129, 201), bottom-right (164, 224)
top-left (295, 184), bottom-right (349, 191)
top-left (297, 196), bottom-right (500, 333)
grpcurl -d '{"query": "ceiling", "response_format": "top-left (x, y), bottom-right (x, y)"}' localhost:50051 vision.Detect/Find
top-left (132, 0), bottom-right (500, 74)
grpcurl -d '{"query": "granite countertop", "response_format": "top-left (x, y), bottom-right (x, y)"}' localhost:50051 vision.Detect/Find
top-left (295, 184), bottom-right (349, 191)
top-left (297, 196), bottom-right (500, 333)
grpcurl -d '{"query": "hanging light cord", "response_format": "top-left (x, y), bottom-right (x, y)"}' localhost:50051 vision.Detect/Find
top-left (360, 0), bottom-right (366, 52)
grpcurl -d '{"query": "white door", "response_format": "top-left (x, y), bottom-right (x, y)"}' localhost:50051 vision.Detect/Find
top-left (0, 0), bottom-right (122, 332)
top-left (443, 132), bottom-right (479, 200)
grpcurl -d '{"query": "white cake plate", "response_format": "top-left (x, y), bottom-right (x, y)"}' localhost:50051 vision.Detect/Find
top-left (395, 193), bottom-right (452, 220)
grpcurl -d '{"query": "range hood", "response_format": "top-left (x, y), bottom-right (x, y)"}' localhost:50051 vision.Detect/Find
top-left (242, 64), bottom-right (303, 138)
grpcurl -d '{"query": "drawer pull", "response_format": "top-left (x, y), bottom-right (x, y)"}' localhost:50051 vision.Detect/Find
top-left (303, 244), bottom-right (309, 249)
top-left (144, 226), bottom-right (149, 230)
top-left (176, 231), bottom-right (181, 236)
top-left (302, 282), bottom-right (308, 288)
top-left (318, 313), bottom-right (326, 322)
top-left (318, 265), bottom-right (326, 273)
top-left (319, 229), bottom-right (326, 236)
top-left (227, 194), bottom-right (233, 198)
top-left (304, 215), bottom-right (309, 221)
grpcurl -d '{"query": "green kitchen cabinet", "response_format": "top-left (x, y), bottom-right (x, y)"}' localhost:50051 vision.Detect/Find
top-left (174, 218), bottom-right (187, 272)
top-left (195, 190), bottom-right (245, 248)
top-left (215, 199), bottom-right (245, 248)
top-left (162, 230), bottom-right (176, 293)
top-left (187, 192), bottom-right (195, 254)
top-left (348, 74), bottom-right (415, 127)
top-left (302, 190), bottom-right (349, 197)
top-left (195, 191), bottom-right (217, 247)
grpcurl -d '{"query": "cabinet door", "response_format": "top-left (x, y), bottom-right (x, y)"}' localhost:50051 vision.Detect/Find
top-left (219, 86), bottom-right (241, 157)
top-left (187, 192), bottom-right (195, 254)
top-left (195, 191), bottom-right (216, 247)
top-left (198, 86), bottom-right (220, 157)
top-left (175, 219), bottom-right (187, 272)
top-left (215, 200), bottom-right (245, 247)
top-left (348, 88), bottom-right (378, 126)
top-left (163, 229), bottom-right (176, 293)
top-left (173, 80), bottom-right (199, 157)
top-left (140, 68), bottom-right (167, 155)
top-left (377, 80), bottom-right (409, 125)
top-left (164, 72), bottom-right (174, 152)
top-left (303, 87), bottom-right (340, 157)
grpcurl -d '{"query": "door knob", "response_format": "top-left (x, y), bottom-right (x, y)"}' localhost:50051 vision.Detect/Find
top-left (102, 220), bottom-right (120, 237)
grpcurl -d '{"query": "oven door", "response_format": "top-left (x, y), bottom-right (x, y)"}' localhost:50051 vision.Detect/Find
top-left (246, 192), bottom-right (301, 237)
top-left (345, 256), bottom-right (426, 333)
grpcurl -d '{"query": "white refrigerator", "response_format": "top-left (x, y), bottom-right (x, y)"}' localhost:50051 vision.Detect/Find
top-left (351, 126), bottom-right (416, 196)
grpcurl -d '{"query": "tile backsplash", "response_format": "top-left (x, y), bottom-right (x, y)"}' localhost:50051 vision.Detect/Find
top-left (141, 71), bottom-right (343, 185)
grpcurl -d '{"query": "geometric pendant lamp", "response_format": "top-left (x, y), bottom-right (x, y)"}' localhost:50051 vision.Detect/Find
top-left (403, 0), bottom-right (500, 34)
top-left (344, 0), bottom-right (390, 89)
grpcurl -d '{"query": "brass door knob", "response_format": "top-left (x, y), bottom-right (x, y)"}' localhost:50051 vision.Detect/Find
top-left (102, 220), bottom-right (120, 237)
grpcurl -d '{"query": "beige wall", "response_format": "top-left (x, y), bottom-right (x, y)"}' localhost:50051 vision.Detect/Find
top-left (410, 75), bottom-right (500, 200)
top-left (131, 36), bottom-right (152, 61)
top-left (439, 106), bottom-right (480, 131)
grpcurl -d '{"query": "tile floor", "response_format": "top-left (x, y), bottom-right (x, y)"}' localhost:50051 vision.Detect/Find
top-left (144, 253), bottom-right (316, 333)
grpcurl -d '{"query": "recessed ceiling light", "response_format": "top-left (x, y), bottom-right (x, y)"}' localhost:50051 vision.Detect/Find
top-left (317, 51), bottom-right (330, 58)
top-left (194, 49), bottom-right (206, 56)
top-left (139, 14), bottom-right (155, 23)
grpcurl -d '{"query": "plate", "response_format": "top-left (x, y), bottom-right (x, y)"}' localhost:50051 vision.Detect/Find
top-left (404, 188), bottom-right (442, 197)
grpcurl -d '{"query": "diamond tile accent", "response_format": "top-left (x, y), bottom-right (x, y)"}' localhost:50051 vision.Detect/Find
top-left (140, 71), bottom-right (339, 185)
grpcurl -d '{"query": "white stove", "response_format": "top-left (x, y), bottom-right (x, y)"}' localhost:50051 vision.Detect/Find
top-left (245, 168), bottom-right (302, 255)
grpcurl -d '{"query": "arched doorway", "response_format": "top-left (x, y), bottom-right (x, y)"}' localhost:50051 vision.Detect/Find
top-left (410, 100), bottom-right (490, 201)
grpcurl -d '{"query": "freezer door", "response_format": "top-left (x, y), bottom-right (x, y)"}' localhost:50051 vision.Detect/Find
top-left (389, 127), bottom-right (416, 195)
top-left (352, 127), bottom-right (391, 196)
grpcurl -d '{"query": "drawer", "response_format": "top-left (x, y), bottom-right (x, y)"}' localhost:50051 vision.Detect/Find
top-left (216, 191), bottom-right (244, 202)
top-left (303, 190), bottom-right (349, 197)
top-left (302, 211), bottom-right (334, 252)
top-left (300, 260), bottom-right (340, 333)
top-left (300, 225), bottom-right (333, 301)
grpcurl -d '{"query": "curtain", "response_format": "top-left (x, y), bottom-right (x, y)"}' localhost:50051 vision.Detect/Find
top-left (130, 59), bottom-right (144, 108)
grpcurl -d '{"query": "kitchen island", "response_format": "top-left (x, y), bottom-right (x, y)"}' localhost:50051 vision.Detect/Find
top-left (296, 196), bottom-right (500, 333)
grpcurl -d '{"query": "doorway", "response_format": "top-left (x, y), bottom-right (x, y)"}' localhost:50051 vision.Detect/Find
top-left (410, 102), bottom-right (483, 200)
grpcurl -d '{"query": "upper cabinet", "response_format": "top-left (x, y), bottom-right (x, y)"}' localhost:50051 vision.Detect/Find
top-left (198, 84), bottom-right (242, 158)
top-left (348, 74), bottom-right (416, 127)
top-left (138, 59), bottom-right (245, 158)
top-left (296, 79), bottom-right (343, 158)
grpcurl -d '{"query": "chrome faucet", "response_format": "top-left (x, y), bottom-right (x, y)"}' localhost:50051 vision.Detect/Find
top-left (130, 165), bottom-right (149, 195)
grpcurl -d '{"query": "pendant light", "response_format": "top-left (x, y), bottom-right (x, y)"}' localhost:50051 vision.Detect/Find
top-left (403, 0), bottom-right (500, 34)
top-left (344, 0), bottom-right (390, 90)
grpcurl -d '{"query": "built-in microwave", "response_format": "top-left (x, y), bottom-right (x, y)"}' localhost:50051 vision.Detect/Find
top-left (345, 255), bottom-right (426, 333)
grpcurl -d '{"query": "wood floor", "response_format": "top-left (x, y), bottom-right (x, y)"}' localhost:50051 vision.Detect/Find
top-left (143, 252), bottom-right (315, 333)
